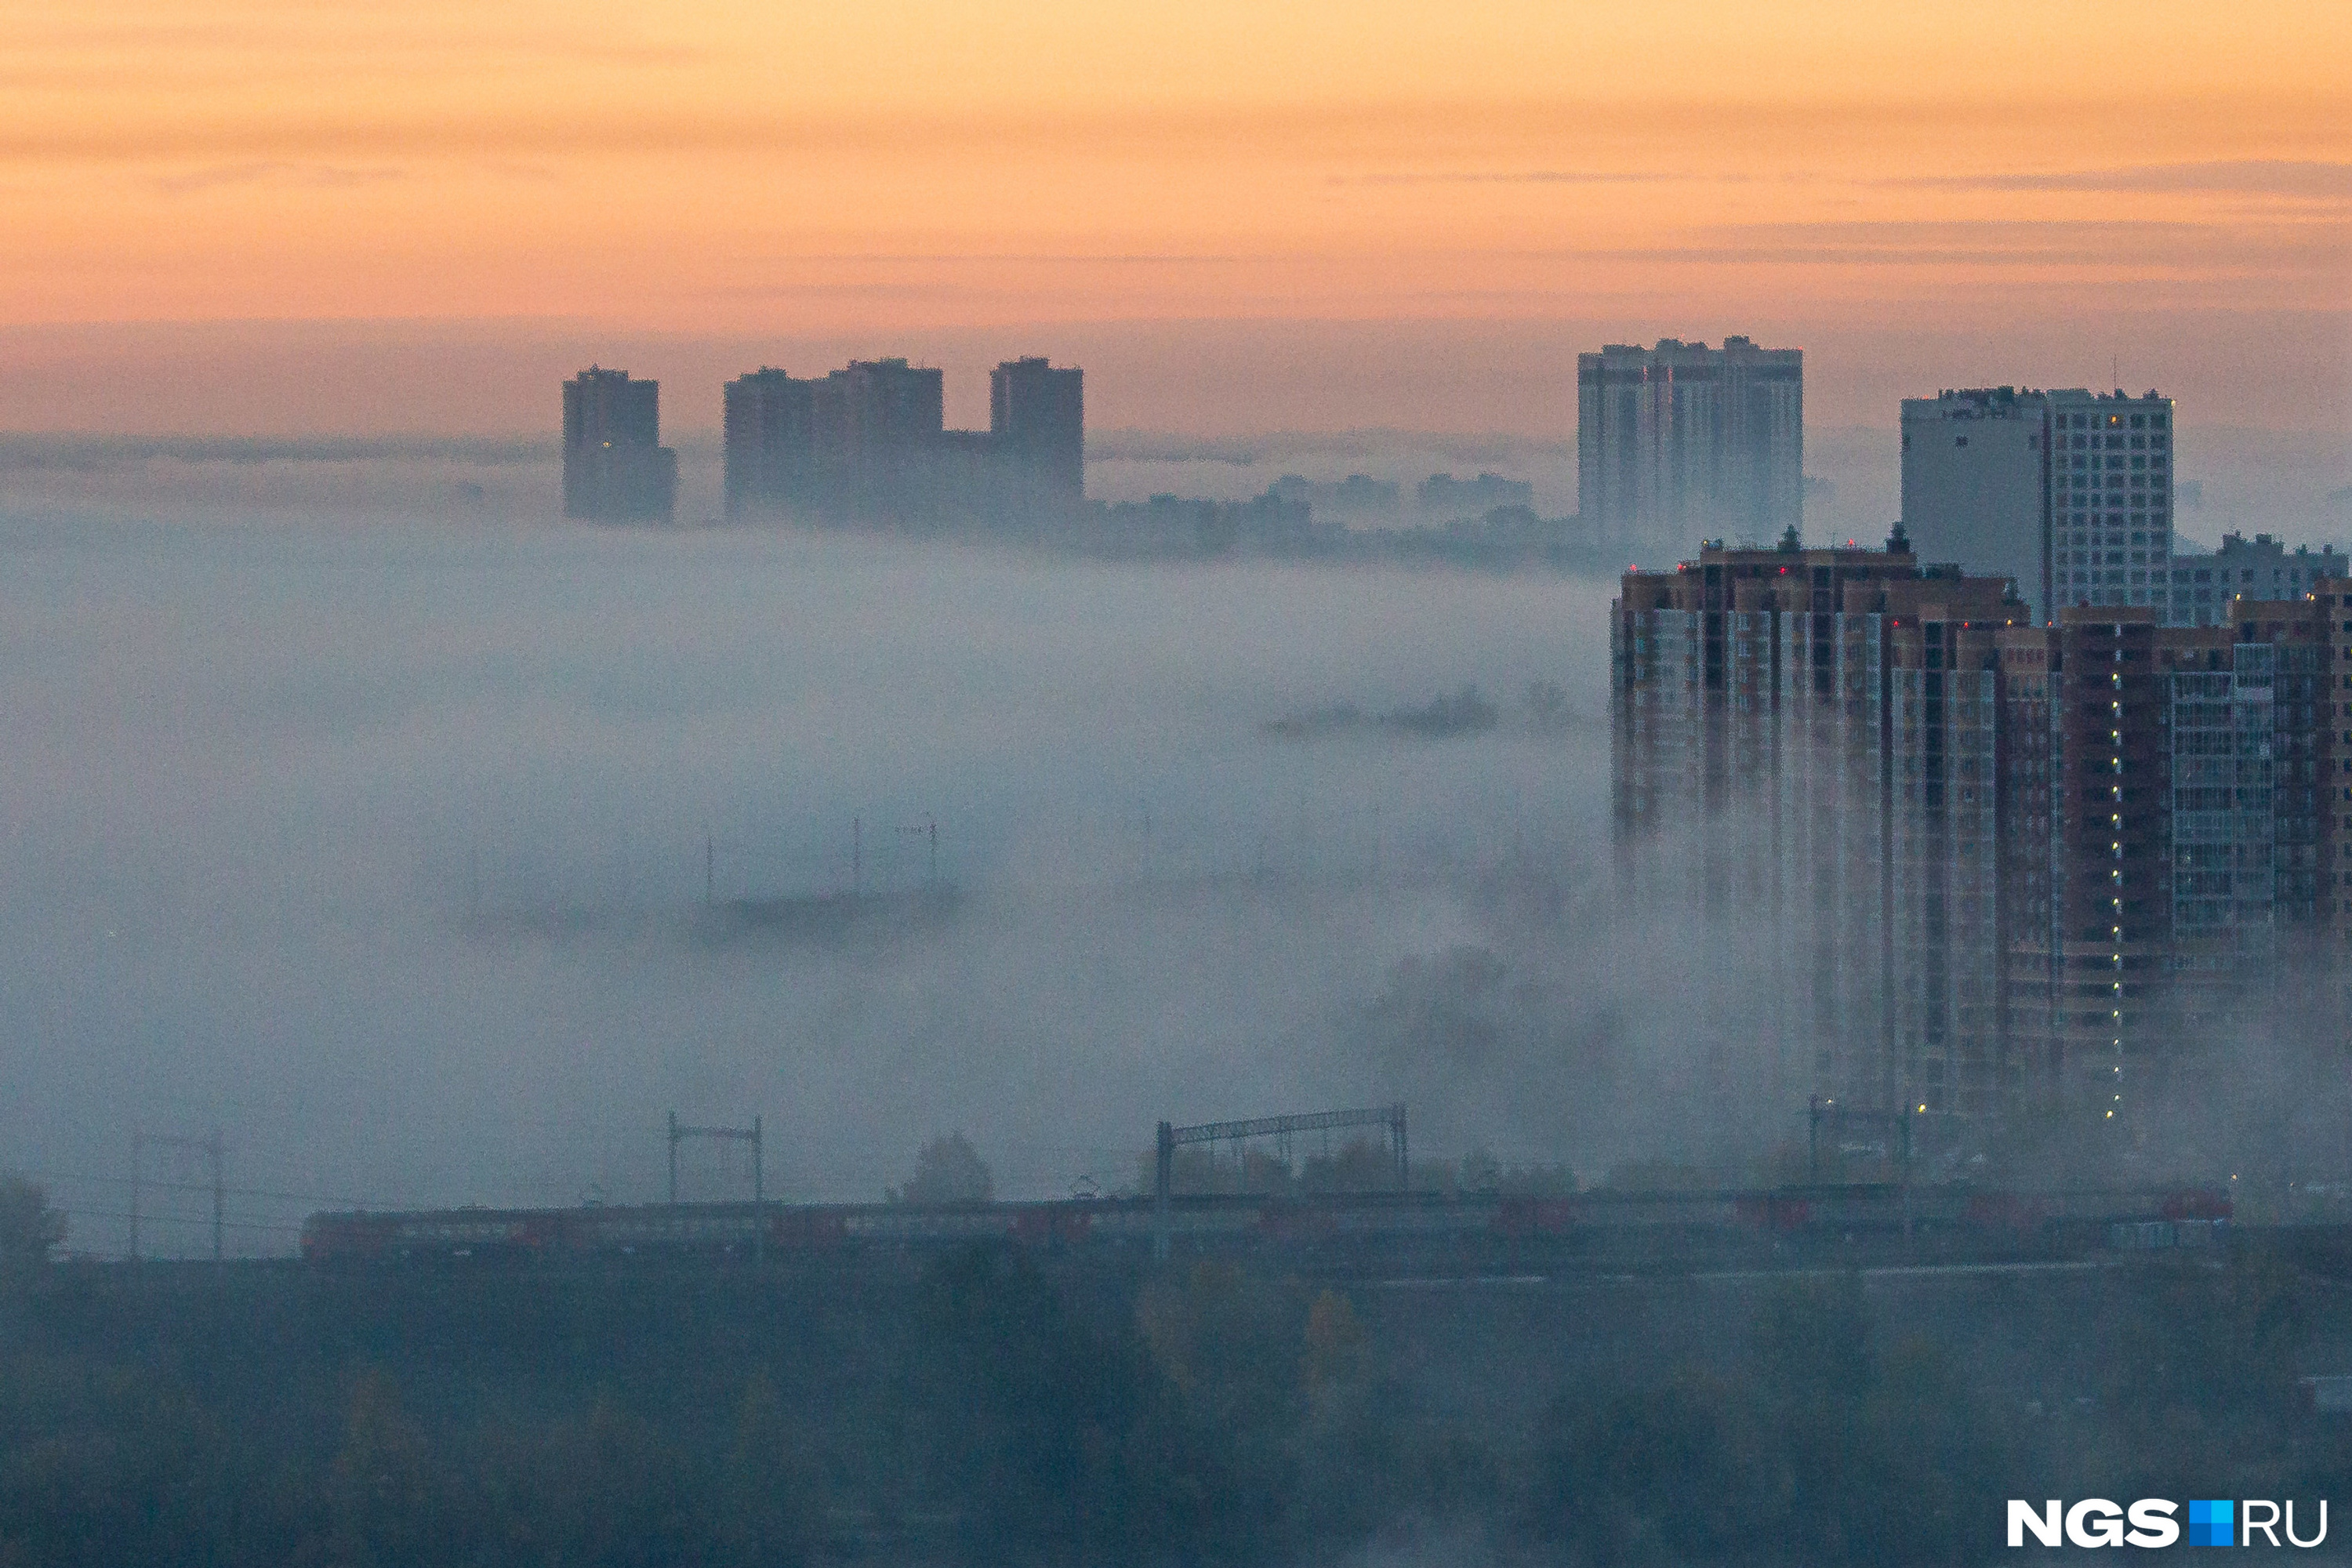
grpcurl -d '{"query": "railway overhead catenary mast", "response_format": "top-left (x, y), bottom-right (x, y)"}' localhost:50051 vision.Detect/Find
top-left (1153, 1104), bottom-right (1407, 1258)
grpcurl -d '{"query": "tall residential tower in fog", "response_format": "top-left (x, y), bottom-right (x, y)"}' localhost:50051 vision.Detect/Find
top-left (724, 356), bottom-right (1083, 523)
top-left (1901, 387), bottom-right (2176, 624)
top-left (562, 368), bottom-right (677, 523)
top-left (1613, 535), bottom-right (2344, 1124)
top-left (1577, 337), bottom-right (1803, 553)
top-left (989, 357), bottom-right (1084, 503)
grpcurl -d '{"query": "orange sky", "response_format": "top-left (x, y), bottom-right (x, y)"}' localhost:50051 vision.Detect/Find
top-left (3, 0), bottom-right (2349, 430)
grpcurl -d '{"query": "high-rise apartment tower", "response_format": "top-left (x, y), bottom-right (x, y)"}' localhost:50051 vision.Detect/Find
top-left (1899, 388), bottom-right (2054, 622)
top-left (720, 355), bottom-right (1084, 524)
top-left (1577, 337), bottom-right (1803, 554)
top-left (1903, 387), bottom-right (2176, 625)
top-left (722, 368), bottom-right (818, 520)
top-left (2047, 390), bottom-right (2176, 615)
top-left (989, 357), bottom-right (1084, 502)
top-left (563, 368), bottom-right (677, 522)
top-left (1614, 533), bottom-right (2343, 1126)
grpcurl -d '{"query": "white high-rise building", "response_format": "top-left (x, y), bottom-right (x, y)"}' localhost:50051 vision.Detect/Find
top-left (2047, 390), bottom-right (2175, 614)
top-left (1899, 388), bottom-right (2049, 620)
top-left (1577, 336), bottom-right (1803, 553)
top-left (1900, 387), bottom-right (2175, 621)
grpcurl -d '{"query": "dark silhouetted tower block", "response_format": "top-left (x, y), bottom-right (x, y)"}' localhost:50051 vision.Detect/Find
top-left (563, 367), bottom-right (677, 521)
top-left (723, 367), bottom-right (818, 518)
top-left (990, 356), bottom-right (1084, 503)
top-left (818, 358), bottom-right (945, 520)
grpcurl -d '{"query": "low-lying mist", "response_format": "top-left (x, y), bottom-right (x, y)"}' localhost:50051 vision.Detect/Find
top-left (6, 492), bottom-right (1780, 1255)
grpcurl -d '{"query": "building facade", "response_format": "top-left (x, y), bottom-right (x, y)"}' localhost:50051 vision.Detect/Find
top-left (989, 357), bottom-right (1084, 503)
top-left (722, 356), bottom-right (1084, 523)
top-left (2046, 390), bottom-right (2176, 613)
top-left (1900, 388), bottom-right (2054, 622)
top-left (1611, 530), bottom-right (2023, 1119)
top-left (1577, 337), bottom-right (1802, 554)
top-left (1613, 533), bottom-right (2344, 1127)
top-left (1900, 386), bottom-right (2178, 625)
top-left (722, 367), bottom-right (817, 519)
top-left (2165, 532), bottom-right (2347, 627)
top-left (562, 368), bottom-right (677, 522)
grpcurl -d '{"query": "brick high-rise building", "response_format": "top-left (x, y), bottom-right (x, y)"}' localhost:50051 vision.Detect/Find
top-left (563, 368), bottom-right (677, 522)
top-left (1614, 531), bottom-right (2344, 1127)
top-left (1612, 528), bottom-right (2024, 1117)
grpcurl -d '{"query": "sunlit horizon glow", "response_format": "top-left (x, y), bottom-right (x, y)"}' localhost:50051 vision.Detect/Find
top-left (3, 0), bottom-right (2348, 433)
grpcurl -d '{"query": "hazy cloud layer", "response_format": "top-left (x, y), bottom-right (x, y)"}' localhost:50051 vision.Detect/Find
top-left (1, 495), bottom-right (1682, 1255)
top-left (1890, 160), bottom-right (2352, 198)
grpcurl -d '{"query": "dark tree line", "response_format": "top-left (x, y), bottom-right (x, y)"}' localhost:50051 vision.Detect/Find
top-left (4, 1167), bottom-right (2352, 1566)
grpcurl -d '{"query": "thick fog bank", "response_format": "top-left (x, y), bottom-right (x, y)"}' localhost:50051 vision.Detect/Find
top-left (4, 503), bottom-right (1726, 1254)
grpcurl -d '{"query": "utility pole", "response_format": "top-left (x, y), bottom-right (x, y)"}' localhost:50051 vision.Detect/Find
top-left (1154, 1121), bottom-right (1174, 1261)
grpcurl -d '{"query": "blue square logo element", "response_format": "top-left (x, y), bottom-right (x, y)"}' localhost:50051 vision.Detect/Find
top-left (2188, 1500), bottom-right (2234, 1546)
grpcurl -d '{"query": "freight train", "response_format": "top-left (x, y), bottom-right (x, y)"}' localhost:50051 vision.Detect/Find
top-left (299, 1184), bottom-right (2232, 1270)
